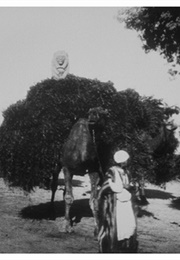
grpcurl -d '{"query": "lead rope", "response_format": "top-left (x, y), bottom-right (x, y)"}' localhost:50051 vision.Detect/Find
top-left (92, 128), bottom-right (104, 185)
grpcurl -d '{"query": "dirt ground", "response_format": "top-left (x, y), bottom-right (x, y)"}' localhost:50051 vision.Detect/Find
top-left (0, 174), bottom-right (180, 253)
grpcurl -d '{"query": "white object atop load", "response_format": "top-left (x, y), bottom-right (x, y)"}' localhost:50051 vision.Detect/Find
top-left (52, 50), bottom-right (69, 80)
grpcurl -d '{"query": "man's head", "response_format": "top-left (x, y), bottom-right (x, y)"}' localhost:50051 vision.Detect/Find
top-left (88, 107), bottom-right (108, 124)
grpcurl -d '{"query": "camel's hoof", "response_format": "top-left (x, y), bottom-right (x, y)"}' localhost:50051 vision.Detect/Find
top-left (62, 219), bottom-right (74, 233)
top-left (65, 225), bottom-right (74, 233)
top-left (65, 195), bottom-right (74, 205)
top-left (49, 215), bottom-right (56, 221)
top-left (94, 229), bottom-right (98, 238)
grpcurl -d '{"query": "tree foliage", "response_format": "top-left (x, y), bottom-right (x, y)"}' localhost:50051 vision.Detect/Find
top-left (0, 74), bottom-right (178, 191)
top-left (118, 7), bottom-right (180, 75)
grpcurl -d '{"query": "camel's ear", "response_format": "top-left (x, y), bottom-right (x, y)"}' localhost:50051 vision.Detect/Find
top-left (104, 109), bottom-right (109, 114)
top-left (101, 109), bottom-right (109, 118)
top-left (96, 107), bottom-right (109, 115)
top-left (88, 108), bottom-right (93, 114)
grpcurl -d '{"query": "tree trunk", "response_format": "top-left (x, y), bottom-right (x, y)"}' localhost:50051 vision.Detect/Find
top-left (138, 176), bottom-right (149, 205)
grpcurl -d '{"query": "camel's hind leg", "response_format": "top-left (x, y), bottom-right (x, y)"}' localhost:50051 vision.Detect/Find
top-left (88, 171), bottom-right (100, 236)
top-left (63, 167), bottom-right (74, 233)
top-left (51, 172), bottom-right (59, 204)
top-left (48, 171), bottom-right (59, 220)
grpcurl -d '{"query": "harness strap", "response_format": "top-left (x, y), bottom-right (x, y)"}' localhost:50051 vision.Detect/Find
top-left (91, 128), bottom-right (104, 184)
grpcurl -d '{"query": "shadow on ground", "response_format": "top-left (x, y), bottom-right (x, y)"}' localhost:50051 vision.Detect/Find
top-left (169, 197), bottom-right (180, 210)
top-left (20, 187), bottom-right (175, 222)
top-left (136, 188), bottom-right (175, 219)
top-left (40, 178), bottom-right (85, 190)
top-left (20, 198), bottom-right (92, 222)
top-left (137, 207), bottom-right (159, 220)
top-left (145, 188), bottom-right (175, 200)
top-left (57, 178), bottom-right (84, 187)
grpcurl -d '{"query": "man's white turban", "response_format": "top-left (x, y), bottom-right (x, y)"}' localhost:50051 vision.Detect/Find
top-left (113, 150), bottom-right (129, 163)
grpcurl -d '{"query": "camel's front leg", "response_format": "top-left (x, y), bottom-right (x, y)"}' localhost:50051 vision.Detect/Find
top-left (63, 167), bottom-right (74, 233)
top-left (88, 172), bottom-right (100, 237)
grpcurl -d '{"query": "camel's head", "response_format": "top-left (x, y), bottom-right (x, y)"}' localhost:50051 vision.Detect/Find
top-left (88, 107), bottom-right (108, 125)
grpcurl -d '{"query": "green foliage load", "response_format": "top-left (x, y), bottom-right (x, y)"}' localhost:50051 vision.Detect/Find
top-left (0, 74), bottom-right (178, 191)
top-left (0, 75), bottom-right (116, 191)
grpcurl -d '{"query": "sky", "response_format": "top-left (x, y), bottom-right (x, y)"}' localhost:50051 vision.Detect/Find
top-left (0, 4), bottom-right (180, 152)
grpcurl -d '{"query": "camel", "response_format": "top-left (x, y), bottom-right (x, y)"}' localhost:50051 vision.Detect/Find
top-left (58, 107), bottom-right (108, 233)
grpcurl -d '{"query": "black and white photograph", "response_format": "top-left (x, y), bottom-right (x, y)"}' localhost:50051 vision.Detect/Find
top-left (0, 0), bottom-right (180, 254)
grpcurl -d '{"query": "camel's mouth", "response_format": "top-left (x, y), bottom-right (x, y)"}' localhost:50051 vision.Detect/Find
top-left (88, 119), bottom-right (97, 125)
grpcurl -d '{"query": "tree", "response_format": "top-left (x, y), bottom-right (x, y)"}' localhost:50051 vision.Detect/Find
top-left (174, 154), bottom-right (180, 180)
top-left (118, 7), bottom-right (180, 76)
top-left (0, 75), bottom-right (178, 192)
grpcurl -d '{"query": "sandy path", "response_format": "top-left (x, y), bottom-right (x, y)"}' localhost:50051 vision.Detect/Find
top-left (0, 176), bottom-right (180, 253)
